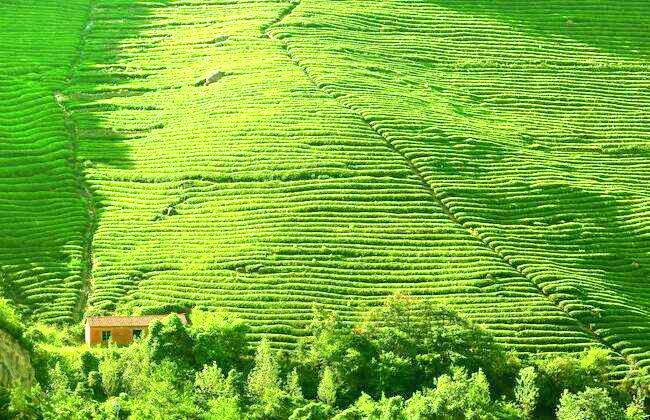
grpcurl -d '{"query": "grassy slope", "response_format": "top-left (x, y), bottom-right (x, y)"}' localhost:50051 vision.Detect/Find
top-left (0, 1), bottom-right (91, 322)
top-left (68, 0), bottom-right (597, 355)
top-left (0, 0), bottom-right (648, 375)
top-left (272, 0), bottom-right (650, 369)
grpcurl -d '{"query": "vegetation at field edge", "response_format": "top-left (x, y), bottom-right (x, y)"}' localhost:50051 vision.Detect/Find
top-left (2, 296), bottom-right (648, 419)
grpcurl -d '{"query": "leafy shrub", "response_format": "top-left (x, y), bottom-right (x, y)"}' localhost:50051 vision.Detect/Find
top-left (99, 353), bottom-right (123, 397)
top-left (147, 315), bottom-right (195, 371)
top-left (0, 299), bottom-right (23, 341)
top-left (189, 309), bottom-right (250, 372)
top-left (289, 401), bottom-right (333, 420)
top-left (317, 366), bottom-right (338, 406)
top-left (428, 367), bottom-right (494, 419)
top-left (535, 348), bottom-right (612, 411)
top-left (515, 366), bottom-right (539, 417)
top-left (556, 387), bottom-right (624, 420)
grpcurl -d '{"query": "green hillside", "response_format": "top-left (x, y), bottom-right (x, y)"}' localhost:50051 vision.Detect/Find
top-left (1, 0), bottom-right (648, 379)
top-left (0, 1), bottom-right (91, 322)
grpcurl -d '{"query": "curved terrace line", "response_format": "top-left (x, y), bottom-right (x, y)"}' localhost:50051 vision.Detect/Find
top-left (56, 0), bottom-right (99, 322)
top-left (264, 0), bottom-right (637, 373)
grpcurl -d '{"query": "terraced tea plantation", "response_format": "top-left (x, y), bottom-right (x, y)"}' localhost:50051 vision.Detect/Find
top-left (1, 0), bottom-right (649, 377)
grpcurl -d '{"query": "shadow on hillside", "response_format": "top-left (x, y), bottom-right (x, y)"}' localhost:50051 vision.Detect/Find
top-left (61, 0), bottom-right (177, 319)
top-left (426, 0), bottom-right (650, 319)
top-left (442, 162), bottom-right (650, 355)
top-left (0, 0), bottom-right (171, 323)
top-left (433, 0), bottom-right (650, 60)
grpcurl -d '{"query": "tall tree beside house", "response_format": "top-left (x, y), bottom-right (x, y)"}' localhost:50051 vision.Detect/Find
top-left (190, 310), bottom-right (250, 372)
top-left (147, 315), bottom-right (194, 370)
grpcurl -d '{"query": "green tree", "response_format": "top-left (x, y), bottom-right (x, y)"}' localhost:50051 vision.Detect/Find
top-left (303, 295), bottom-right (515, 405)
top-left (536, 348), bottom-right (614, 412)
top-left (80, 351), bottom-right (99, 377)
top-left (147, 314), bottom-right (195, 371)
top-left (286, 368), bottom-right (304, 402)
top-left (556, 387), bottom-right (625, 420)
top-left (290, 401), bottom-right (334, 420)
top-left (376, 395), bottom-right (407, 420)
top-left (128, 361), bottom-right (200, 420)
top-left (195, 363), bottom-right (239, 400)
top-left (45, 382), bottom-right (96, 419)
top-left (248, 338), bottom-right (281, 400)
top-left (87, 371), bottom-right (104, 399)
top-left (194, 364), bottom-right (242, 419)
top-left (515, 366), bottom-right (539, 417)
top-left (306, 308), bottom-right (377, 404)
top-left (403, 390), bottom-right (436, 420)
top-left (247, 338), bottom-right (292, 419)
top-left (120, 339), bottom-right (151, 396)
top-left (364, 294), bottom-right (512, 397)
top-left (190, 310), bottom-right (250, 372)
top-left (429, 368), bottom-right (495, 419)
top-left (99, 353), bottom-right (123, 397)
top-left (336, 393), bottom-right (380, 419)
top-left (317, 366), bottom-right (338, 406)
top-left (8, 385), bottom-right (45, 420)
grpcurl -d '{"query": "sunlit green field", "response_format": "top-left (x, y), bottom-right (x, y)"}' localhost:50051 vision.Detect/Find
top-left (1, 0), bottom-right (648, 377)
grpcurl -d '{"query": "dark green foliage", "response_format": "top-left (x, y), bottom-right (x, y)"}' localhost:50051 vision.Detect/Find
top-left (0, 299), bottom-right (25, 344)
top-left (534, 348), bottom-right (612, 412)
top-left (289, 401), bottom-right (334, 420)
top-left (189, 309), bottom-right (250, 372)
top-left (0, 385), bottom-right (9, 418)
top-left (3, 298), bottom-right (648, 419)
top-left (80, 351), bottom-right (100, 376)
top-left (22, 328), bottom-right (45, 346)
top-left (304, 307), bottom-right (378, 404)
top-left (60, 323), bottom-right (86, 347)
top-left (363, 295), bottom-right (516, 394)
top-left (147, 315), bottom-right (195, 370)
top-left (87, 371), bottom-right (104, 399)
top-left (301, 295), bottom-right (517, 405)
top-left (556, 387), bottom-right (625, 420)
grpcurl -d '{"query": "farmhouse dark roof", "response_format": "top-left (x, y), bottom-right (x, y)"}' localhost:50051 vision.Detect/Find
top-left (85, 314), bottom-right (187, 327)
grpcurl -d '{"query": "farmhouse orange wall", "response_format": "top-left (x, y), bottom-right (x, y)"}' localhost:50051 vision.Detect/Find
top-left (86, 326), bottom-right (149, 346)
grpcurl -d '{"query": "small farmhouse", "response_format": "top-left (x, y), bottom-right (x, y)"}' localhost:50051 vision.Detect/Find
top-left (85, 314), bottom-right (187, 346)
